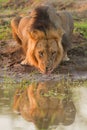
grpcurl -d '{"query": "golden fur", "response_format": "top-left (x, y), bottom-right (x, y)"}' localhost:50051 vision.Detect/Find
top-left (13, 81), bottom-right (76, 129)
top-left (11, 5), bottom-right (73, 74)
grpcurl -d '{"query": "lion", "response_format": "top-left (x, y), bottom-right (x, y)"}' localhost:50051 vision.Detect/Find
top-left (13, 81), bottom-right (76, 129)
top-left (11, 5), bottom-right (74, 74)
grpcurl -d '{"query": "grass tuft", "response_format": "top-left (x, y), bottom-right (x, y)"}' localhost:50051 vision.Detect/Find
top-left (74, 21), bottom-right (87, 39)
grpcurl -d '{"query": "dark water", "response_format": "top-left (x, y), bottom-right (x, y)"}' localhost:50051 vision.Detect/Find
top-left (0, 80), bottom-right (87, 130)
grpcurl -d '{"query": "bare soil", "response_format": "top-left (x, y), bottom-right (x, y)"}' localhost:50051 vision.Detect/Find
top-left (0, 0), bottom-right (87, 82)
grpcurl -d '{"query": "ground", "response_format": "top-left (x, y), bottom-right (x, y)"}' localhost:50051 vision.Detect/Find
top-left (0, 0), bottom-right (87, 82)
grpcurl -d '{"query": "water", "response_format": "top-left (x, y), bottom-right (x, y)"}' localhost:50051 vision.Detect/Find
top-left (0, 80), bottom-right (87, 130)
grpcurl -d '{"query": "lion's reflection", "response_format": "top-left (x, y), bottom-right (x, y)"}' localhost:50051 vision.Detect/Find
top-left (13, 81), bottom-right (76, 130)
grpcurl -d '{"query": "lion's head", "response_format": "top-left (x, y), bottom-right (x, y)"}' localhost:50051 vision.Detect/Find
top-left (25, 28), bottom-right (64, 74)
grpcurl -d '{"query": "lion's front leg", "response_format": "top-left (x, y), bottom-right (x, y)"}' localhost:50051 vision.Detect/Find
top-left (20, 55), bottom-right (30, 66)
top-left (20, 47), bottom-right (30, 66)
top-left (21, 59), bottom-right (29, 65)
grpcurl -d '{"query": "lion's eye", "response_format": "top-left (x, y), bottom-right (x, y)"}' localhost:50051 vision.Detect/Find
top-left (39, 51), bottom-right (44, 57)
top-left (52, 51), bottom-right (56, 56)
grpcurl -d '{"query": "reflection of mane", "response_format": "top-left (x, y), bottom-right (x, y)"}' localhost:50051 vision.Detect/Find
top-left (13, 81), bottom-right (76, 130)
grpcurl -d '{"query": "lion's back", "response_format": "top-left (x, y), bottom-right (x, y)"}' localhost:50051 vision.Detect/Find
top-left (56, 11), bottom-right (74, 35)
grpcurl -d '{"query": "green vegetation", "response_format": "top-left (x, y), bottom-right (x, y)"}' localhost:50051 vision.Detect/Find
top-left (1, 74), bottom-right (31, 89)
top-left (74, 21), bottom-right (87, 38)
top-left (0, 0), bottom-right (8, 3)
top-left (0, 5), bottom-right (15, 40)
top-left (0, 24), bottom-right (11, 40)
top-left (1, 73), bottom-right (87, 89)
top-left (0, 2), bottom-right (30, 40)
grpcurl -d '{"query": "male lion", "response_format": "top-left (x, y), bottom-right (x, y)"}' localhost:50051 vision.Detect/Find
top-left (11, 5), bottom-right (73, 74)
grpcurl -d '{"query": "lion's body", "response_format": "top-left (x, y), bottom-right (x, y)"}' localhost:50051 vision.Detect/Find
top-left (11, 5), bottom-right (74, 74)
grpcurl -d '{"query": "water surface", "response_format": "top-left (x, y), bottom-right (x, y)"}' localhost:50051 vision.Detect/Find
top-left (0, 80), bottom-right (87, 130)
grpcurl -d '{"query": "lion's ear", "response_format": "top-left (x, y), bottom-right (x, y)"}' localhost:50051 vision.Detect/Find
top-left (28, 29), bottom-right (45, 40)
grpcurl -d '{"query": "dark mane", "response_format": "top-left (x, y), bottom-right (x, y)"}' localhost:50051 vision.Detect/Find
top-left (29, 6), bottom-right (53, 33)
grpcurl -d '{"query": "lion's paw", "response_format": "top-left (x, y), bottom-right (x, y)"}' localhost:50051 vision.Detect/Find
top-left (63, 54), bottom-right (70, 61)
top-left (21, 59), bottom-right (29, 66)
